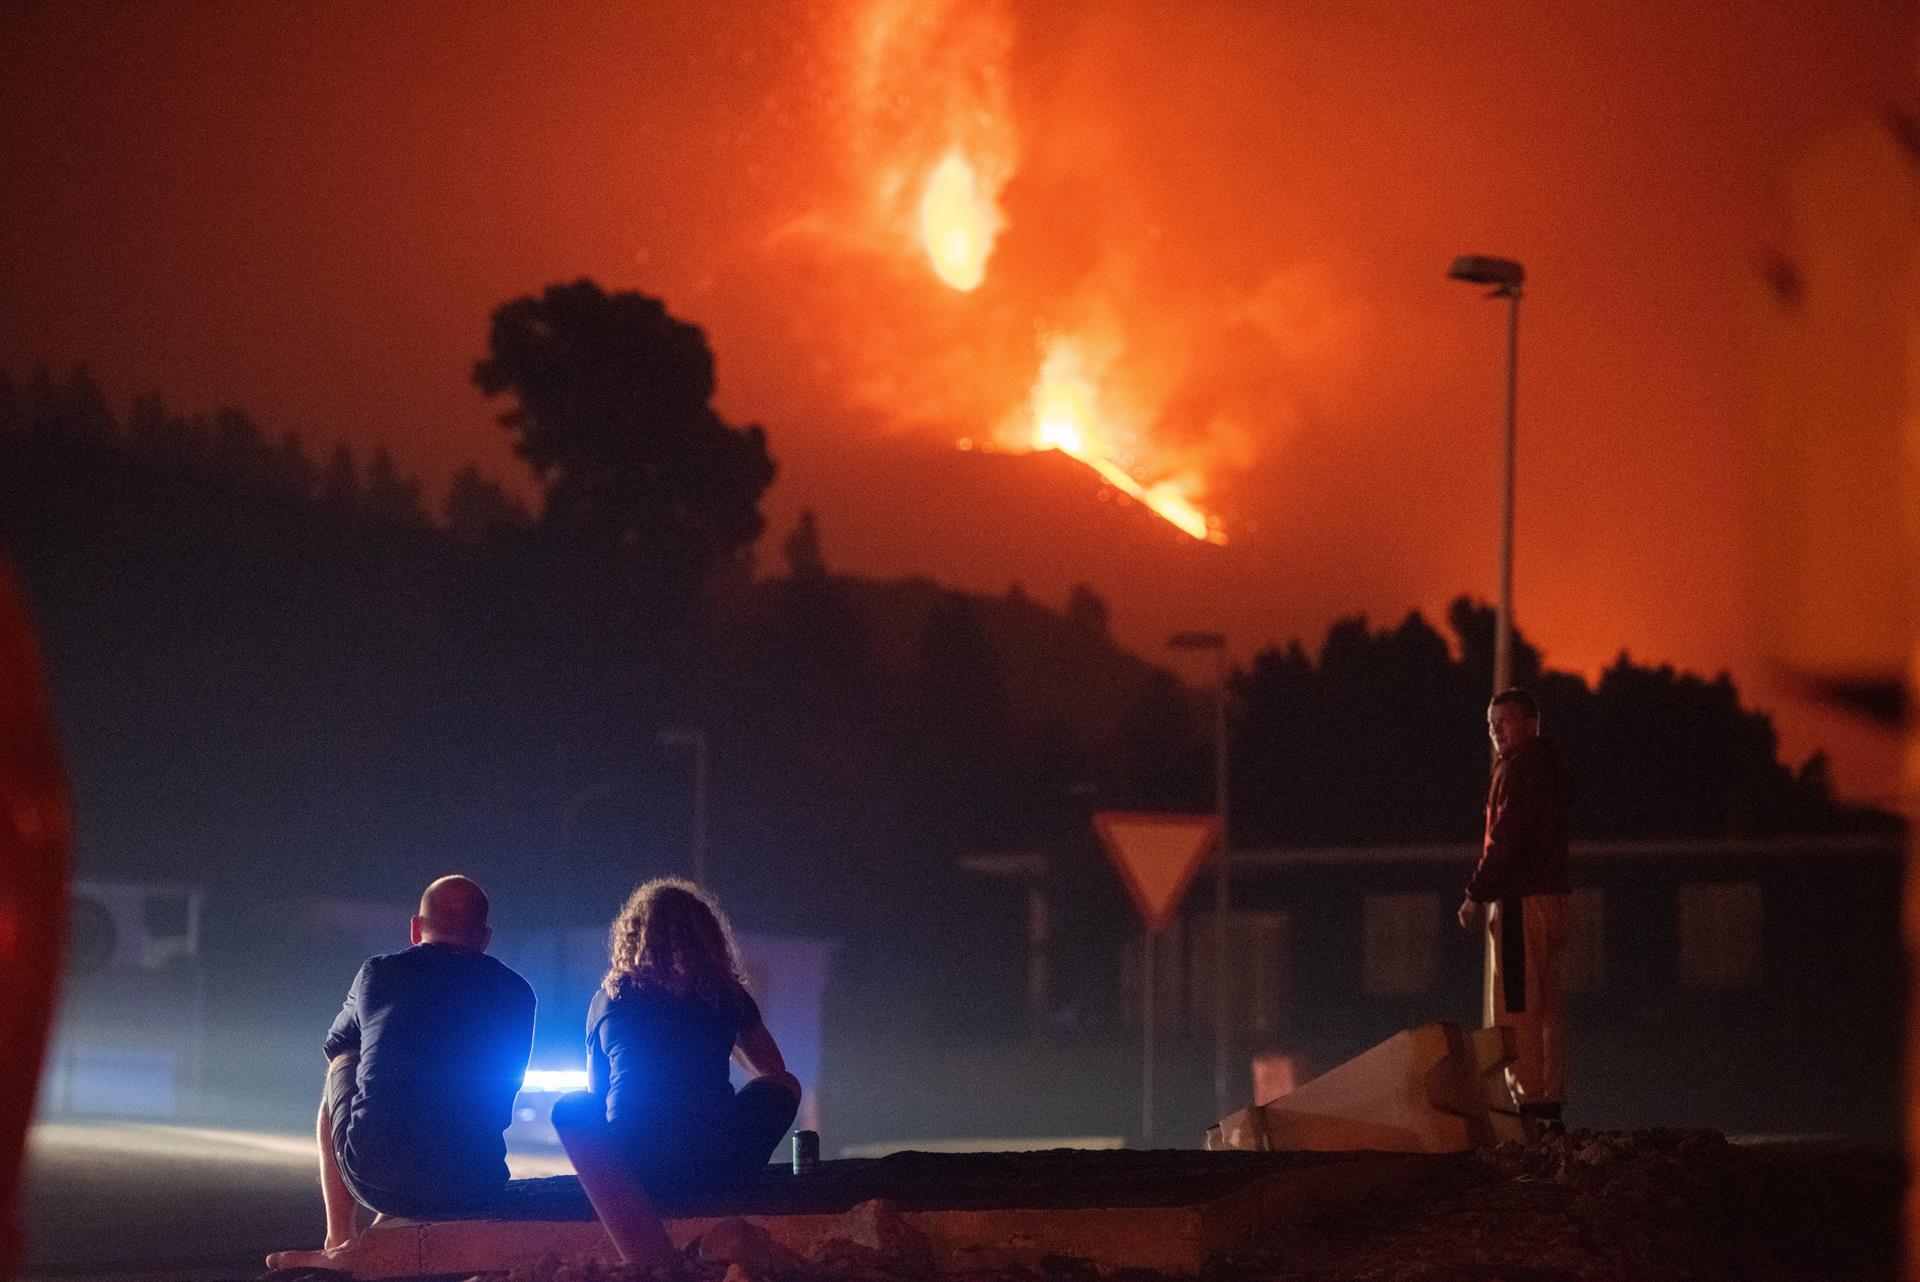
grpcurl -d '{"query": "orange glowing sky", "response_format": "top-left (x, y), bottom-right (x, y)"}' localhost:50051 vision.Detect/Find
top-left (1, 1), bottom-right (1910, 799)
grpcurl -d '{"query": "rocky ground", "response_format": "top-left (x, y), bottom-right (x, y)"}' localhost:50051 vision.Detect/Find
top-left (1226, 1130), bottom-right (1900, 1281)
top-left (481, 1133), bottom-right (1900, 1282)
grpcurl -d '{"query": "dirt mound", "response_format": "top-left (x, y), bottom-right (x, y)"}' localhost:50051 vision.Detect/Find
top-left (488, 1132), bottom-right (1899, 1282)
top-left (1235, 1130), bottom-right (1899, 1282)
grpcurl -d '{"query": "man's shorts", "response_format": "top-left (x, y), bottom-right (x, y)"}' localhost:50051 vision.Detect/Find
top-left (326, 1053), bottom-right (507, 1218)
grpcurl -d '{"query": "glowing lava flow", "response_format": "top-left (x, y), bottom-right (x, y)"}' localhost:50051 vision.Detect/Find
top-left (918, 152), bottom-right (1000, 292)
top-left (913, 145), bottom-right (1223, 544)
top-left (1019, 341), bottom-right (1225, 545)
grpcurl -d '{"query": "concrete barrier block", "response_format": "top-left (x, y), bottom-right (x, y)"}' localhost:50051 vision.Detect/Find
top-left (1206, 1022), bottom-right (1527, 1153)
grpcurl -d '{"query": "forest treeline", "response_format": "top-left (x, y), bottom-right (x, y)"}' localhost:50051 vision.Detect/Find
top-left (0, 284), bottom-right (1892, 948)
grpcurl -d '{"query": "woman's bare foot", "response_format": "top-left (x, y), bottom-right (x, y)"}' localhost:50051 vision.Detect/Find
top-left (264, 1236), bottom-right (357, 1271)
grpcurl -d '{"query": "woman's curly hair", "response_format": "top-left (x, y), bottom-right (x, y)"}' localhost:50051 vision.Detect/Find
top-left (601, 878), bottom-right (748, 1010)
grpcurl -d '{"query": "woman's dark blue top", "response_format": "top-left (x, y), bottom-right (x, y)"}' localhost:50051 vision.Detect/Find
top-left (586, 980), bottom-right (759, 1155)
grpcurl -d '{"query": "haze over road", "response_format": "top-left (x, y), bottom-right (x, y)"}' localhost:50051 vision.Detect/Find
top-left (21, 1122), bottom-right (571, 1280)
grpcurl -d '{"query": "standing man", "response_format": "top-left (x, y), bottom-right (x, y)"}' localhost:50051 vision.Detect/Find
top-left (1457, 689), bottom-right (1572, 1131)
top-left (267, 876), bottom-right (536, 1270)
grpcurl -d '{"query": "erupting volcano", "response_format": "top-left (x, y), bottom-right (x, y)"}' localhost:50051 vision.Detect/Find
top-left (910, 147), bottom-right (1226, 544)
top-left (837, 1), bottom-right (1231, 545)
top-left (1016, 337), bottom-right (1222, 545)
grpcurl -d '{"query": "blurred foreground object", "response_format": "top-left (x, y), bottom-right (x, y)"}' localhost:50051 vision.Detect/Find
top-left (1738, 112), bottom-right (1918, 721)
top-left (1205, 1022), bottom-right (1525, 1153)
top-left (0, 554), bottom-right (72, 1279)
top-left (1733, 102), bottom-right (1919, 1269)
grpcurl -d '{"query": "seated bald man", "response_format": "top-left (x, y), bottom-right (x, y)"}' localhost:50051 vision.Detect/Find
top-left (268, 876), bottom-right (536, 1270)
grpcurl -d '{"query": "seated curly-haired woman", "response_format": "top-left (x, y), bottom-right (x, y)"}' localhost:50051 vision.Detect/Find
top-left (552, 878), bottom-right (801, 1263)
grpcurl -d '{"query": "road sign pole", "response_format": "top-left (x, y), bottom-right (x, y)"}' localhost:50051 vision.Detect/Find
top-left (1093, 811), bottom-right (1220, 1147)
top-left (1142, 930), bottom-right (1156, 1144)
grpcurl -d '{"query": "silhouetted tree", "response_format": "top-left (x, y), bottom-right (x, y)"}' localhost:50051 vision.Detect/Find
top-left (266, 430), bottom-right (316, 502)
top-left (1447, 596), bottom-right (1543, 691)
top-left (320, 443), bottom-right (360, 512)
top-left (746, 514), bottom-right (872, 744)
top-left (1573, 655), bottom-right (1805, 838)
top-left (33, 366), bottom-right (114, 445)
top-left (473, 280), bottom-right (776, 591)
top-left (210, 407), bottom-right (269, 481)
top-left (362, 447), bottom-right (426, 527)
top-left (1066, 583), bottom-right (1110, 638)
top-left (1114, 669), bottom-right (1210, 813)
top-left (784, 510), bottom-right (827, 583)
top-left (1228, 603), bottom-right (1883, 846)
top-left (1231, 640), bottom-right (1319, 841)
top-left (126, 392), bottom-right (193, 468)
top-left (443, 465), bottom-right (531, 542)
top-left (910, 595), bottom-right (1019, 845)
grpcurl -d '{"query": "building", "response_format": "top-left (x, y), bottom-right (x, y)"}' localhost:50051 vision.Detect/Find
top-left (831, 835), bottom-right (1901, 1148)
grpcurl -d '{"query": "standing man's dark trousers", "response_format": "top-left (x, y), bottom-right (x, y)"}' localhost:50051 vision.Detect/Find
top-left (1483, 893), bottom-right (1569, 1115)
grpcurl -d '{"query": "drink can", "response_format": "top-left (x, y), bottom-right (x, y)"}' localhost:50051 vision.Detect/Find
top-left (791, 1128), bottom-right (819, 1174)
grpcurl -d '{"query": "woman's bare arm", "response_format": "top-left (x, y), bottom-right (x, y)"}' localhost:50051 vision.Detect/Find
top-left (732, 1021), bottom-right (788, 1079)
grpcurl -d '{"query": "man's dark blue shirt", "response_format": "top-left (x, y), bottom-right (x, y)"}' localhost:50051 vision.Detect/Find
top-left (324, 942), bottom-right (536, 1212)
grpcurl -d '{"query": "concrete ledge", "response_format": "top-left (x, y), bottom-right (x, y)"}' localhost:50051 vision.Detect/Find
top-left (336, 1153), bottom-right (1434, 1278)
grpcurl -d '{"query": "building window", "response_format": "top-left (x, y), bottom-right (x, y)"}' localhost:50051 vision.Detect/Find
top-left (1188, 911), bottom-right (1291, 1039)
top-left (1124, 911), bottom-right (1290, 1036)
top-left (1678, 881), bottom-right (1763, 990)
top-left (1566, 888), bottom-right (1605, 993)
top-left (1362, 892), bottom-right (1439, 995)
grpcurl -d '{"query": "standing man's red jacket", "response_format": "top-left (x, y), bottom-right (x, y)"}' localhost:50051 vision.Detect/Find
top-left (1467, 736), bottom-right (1572, 904)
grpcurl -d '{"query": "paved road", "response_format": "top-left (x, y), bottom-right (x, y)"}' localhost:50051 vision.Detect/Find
top-left (21, 1121), bottom-right (572, 1280)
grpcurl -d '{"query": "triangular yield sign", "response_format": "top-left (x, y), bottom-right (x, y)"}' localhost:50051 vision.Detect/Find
top-left (1093, 811), bottom-right (1220, 935)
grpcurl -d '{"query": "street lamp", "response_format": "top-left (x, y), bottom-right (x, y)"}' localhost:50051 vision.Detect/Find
top-left (657, 728), bottom-right (709, 886)
top-left (1169, 629), bottom-right (1230, 1123)
top-left (1447, 255), bottom-right (1525, 696)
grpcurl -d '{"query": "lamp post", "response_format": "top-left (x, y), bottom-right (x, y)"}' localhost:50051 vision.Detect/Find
top-left (1446, 255), bottom-right (1525, 696)
top-left (1169, 629), bottom-right (1230, 1123)
top-left (657, 727), bottom-right (709, 886)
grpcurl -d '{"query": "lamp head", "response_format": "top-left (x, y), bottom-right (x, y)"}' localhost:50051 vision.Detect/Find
top-left (1448, 255), bottom-right (1525, 293)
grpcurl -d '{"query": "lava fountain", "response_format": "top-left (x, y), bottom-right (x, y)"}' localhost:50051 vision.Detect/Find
top-left (918, 151), bottom-right (1001, 292)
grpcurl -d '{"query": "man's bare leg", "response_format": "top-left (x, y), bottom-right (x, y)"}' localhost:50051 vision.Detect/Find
top-left (266, 1056), bottom-right (362, 1270)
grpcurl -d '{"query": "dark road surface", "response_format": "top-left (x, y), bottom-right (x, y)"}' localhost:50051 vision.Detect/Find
top-left (20, 1122), bottom-right (572, 1281)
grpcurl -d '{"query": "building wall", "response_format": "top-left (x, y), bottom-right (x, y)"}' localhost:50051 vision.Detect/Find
top-left (824, 839), bottom-right (1903, 1149)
